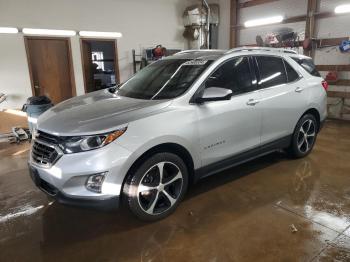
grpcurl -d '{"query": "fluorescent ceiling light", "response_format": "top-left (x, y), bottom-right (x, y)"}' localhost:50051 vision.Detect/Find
top-left (334, 4), bottom-right (350, 14)
top-left (22, 28), bottom-right (76, 36)
top-left (244, 15), bottom-right (284, 28)
top-left (0, 27), bottom-right (19, 34)
top-left (79, 31), bottom-right (122, 38)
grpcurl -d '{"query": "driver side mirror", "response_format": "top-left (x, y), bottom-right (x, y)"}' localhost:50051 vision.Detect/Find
top-left (195, 87), bottom-right (232, 103)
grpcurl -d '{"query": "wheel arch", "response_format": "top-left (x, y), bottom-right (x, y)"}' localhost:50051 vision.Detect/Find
top-left (122, 143), bottom-right (195, 189)
top-left (301, 108), bottom-right (321, 132)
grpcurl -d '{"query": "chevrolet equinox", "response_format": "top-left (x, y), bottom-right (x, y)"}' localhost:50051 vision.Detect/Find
top-left (29, 47), bottom-right (327, 221)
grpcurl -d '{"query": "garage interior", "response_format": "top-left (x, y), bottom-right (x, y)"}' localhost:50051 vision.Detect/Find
top-left (0, 0), bottom-right (350, 261)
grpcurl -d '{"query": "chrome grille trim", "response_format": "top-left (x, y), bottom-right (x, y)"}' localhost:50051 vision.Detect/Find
top-left (31, 137), bottom-right (63, 168)
top-left (36, 131), bottom-right (60, 144)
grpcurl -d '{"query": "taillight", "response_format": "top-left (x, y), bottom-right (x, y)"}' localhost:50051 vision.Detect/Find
top-left (321, 80), bottom-right (328, 91)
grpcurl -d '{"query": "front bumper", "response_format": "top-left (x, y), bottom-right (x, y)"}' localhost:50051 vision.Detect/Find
top-left (28, 141), bottom-right (133, 209)
top-left (29, 164), bottom-right (119, 210)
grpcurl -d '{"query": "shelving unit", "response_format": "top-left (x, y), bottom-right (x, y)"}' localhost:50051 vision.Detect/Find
top-left (131, 48), bottom-right (182, 74)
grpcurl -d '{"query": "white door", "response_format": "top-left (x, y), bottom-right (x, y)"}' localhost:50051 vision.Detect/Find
top-left (195, 56), bottom-right (262, 167)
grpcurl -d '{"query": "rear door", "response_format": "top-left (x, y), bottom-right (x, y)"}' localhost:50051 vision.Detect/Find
top-left (254, 55), bottom-right (308, 145)
top-left (196, 56), bottom-right (262, 167)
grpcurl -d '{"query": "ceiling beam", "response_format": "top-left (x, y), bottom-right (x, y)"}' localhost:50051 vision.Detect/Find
top-left (327, 91), bottom-right (350, 99)
top-left (239, 0), bottom-right (279, 8)
top-left (316, 65), bottom-right (350, 71)
top-left (328, 79), bottom-right (350, 86)
top-left (315, 11), bottom-right (340, 19)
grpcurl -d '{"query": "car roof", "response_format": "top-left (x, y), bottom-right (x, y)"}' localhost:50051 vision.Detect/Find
top-left (167, 47), bottom-right (311, 61)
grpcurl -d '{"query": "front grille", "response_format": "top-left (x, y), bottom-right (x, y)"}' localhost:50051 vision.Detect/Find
top-left (31, 131), bottom-right (62, 167)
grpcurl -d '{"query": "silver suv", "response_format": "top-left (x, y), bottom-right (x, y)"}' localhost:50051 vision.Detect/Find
top-left (29, 47), bottom-right (327, 221)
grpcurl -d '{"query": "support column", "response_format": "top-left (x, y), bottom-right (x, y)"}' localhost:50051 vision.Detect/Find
top-left (230, 0), bottom-right (238, 48)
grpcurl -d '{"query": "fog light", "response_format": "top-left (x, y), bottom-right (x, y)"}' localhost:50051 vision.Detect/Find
top-left (85, 172), bottom-right (107, 193)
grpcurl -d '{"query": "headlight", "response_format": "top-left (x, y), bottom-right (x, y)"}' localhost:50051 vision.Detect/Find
top-left (59, 127), bottom-right (127, 154)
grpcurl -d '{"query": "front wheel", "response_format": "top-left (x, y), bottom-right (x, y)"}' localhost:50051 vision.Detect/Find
top-left (123, 152), bottom-right (188, 221)
top-left (288, 114), bottom-right (318, 158)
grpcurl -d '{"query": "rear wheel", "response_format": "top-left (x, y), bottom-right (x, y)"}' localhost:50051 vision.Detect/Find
top-left (123, 152), bottom-right (188, 221)
top-left (288, 114), bottom-right (318, 158)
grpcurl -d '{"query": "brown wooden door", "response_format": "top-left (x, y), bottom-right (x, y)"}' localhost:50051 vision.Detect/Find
top-left (25, 37), bottom-right (75, 104)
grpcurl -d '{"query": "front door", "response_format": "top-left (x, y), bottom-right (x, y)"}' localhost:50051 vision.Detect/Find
top-left (25, 37), bottom-right (75, 104)
top-left (196, 56), bottom-right (261, 167)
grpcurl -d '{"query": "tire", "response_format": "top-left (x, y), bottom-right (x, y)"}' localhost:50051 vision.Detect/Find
top-left (123, 152), bottom-right (188, 221)
top-left (288, 113), bottom-right (318, 158)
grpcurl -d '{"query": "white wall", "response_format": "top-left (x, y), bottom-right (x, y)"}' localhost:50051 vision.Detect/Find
top-left (0, 0), bottom-right (198, 109)
top-left (0, 34), bottom-right (32, 109)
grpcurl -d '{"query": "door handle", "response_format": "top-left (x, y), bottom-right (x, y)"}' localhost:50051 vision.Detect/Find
top-left (246, 99), bottom-right (259, 106)
top-left (295, 87), bottom-right (303, 93)
top-left (34, 85), bottom-right (40, 89)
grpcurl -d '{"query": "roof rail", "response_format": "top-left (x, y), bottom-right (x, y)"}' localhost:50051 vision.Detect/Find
top-left (226, 47), bottom-right (297, 55)
top-left (175, 49), bottom-right (225, 55)
top-left (174, 50), bottom-right (198, 55)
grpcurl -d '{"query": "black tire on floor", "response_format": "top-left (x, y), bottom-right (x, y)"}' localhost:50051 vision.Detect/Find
top-left (123, 152), bottom-right (188, 221)
top-left (288, 113), bottom-right (318, 158)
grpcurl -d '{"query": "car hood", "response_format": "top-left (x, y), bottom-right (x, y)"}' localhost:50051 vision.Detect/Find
top-left (37, 89), bottom-right (172, 136)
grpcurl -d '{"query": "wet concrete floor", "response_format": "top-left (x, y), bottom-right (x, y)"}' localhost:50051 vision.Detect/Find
top-left (0, 120), bottom-right (349, 262)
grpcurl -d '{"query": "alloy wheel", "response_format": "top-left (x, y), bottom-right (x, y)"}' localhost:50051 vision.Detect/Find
top-left (137, 161), bottom-right (183, 215)
top-left (297, 119), bottom-right (316, 153)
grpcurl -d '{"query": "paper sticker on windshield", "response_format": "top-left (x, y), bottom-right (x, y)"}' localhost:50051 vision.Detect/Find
top-left (183, 60), bottom-right (208, 66)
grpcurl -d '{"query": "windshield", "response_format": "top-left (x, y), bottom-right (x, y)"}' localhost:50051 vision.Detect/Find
top-left (117, 59), bottom-right (212, 100)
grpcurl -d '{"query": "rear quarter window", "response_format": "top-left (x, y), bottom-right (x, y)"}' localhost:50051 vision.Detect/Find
top-left (291, 57), bottom-right (321, 77)
top-left (283, 60), bottom-right (300, 82)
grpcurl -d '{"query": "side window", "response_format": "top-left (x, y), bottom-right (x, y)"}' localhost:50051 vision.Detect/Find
top-left (291, 57), bottom-right (321, 77)
top-left (284, 60), bottom-right (300, 82)
top-left (205, 56), bottom-right (254, 95)
top-left (256, 56), bottom-right (287, 89)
